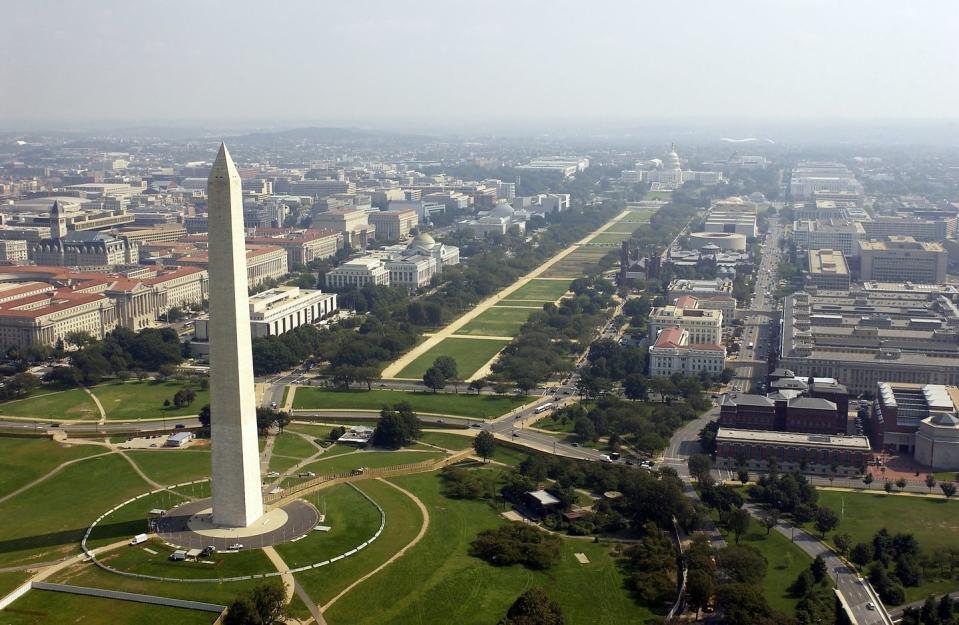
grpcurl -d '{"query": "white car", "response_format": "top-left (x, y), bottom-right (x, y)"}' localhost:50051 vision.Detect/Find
top-left (229, 543), bottom-right (244, 550)
top-left (599, 454), bottom-right (612, 463)
top-left (865, 602), bottom-right (876, 611)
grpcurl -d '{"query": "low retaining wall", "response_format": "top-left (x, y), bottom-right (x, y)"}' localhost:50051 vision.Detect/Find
top-left (0, 581), bottom-right (31, 610)
top-left (32, 582), bottom-right (225, 612)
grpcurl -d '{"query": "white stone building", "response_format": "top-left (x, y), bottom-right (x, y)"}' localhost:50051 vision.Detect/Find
top-left (648, 305), bottom-right (723, 345)
top-left (325, 257), bottom-right (389, 289)
top-left (648, 326), bottom-right (726, 377)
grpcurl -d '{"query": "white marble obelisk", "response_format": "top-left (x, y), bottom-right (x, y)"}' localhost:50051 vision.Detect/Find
top-left (208, 143), bottom-right (264, 527)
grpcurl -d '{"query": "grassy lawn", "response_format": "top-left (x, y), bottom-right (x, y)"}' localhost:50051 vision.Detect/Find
top-left (49, 559), bottom-right (263, 607)
top-left (125, 449), bottom-right (211, 485)
top-left (0, 453), bottom-right (150, 567)
top-left (605, 223), bottom-right (641, 234)
top-left (3, 590), bottom-right (217, 625)
top-left (643, 191), bottom-right (672, 201)
top-left (289, 450), bottom-right (446, 485)
top-left (294, 479), bottom-right (422, 606)
top-left (0, 387), bottom-right (100, 420)
top-left (275, 485), bottom-right (381, 568)
top-left (588, 232), bottom-right (632, 245)
top-left (95, 537), bottom-right (274, 579)
top-left (323, 471), bottom-right (649, 625)
top-left (0, 438), bottom-right (105, 498)
top-left (543, 247), bottom-right (614, 278)
top-left (459, 307), bottom-right (536, 337)
top-left (293, 387), bottom-right (528, 419)
top-left (93, 380), bottom-right (209, 421)
top-left (417, 431), bottom-right (475, 451)
top-left (502, 279), bottom-right (571, 302)
top-left (620, 207), bottom-right (657, 222)
top-left (397, 337), bottom-right (511, 380)
top-left (272, 431), bottom-right (319, 460)
top-left (286, 423), bottom-right (336, 440)
top-left (807, 491), bottom-right (959, 603)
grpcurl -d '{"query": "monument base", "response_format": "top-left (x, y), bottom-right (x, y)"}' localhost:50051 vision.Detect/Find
top-left (155, 498), bottom-right (319, 551)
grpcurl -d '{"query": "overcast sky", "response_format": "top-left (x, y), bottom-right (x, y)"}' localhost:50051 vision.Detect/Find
top-left (2, 0), bottom-right (957, 129)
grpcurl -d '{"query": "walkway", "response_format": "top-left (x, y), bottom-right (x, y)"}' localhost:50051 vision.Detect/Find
top-left (80, 384), bottom-right (107, 424)
top-left (380, 208), bottom-right (631, 379)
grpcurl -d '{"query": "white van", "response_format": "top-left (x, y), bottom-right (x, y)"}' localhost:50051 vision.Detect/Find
top-left (130, 534), bottom-right (148, 546)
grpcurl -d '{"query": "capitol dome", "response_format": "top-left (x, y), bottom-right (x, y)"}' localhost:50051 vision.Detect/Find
top-left (490, 204), bottom-right (515, 218)
top-left (665, 150), bottom-right (682, 171)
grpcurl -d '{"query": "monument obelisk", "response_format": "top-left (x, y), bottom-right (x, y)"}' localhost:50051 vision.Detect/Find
top-left (208, 143), bottom-right (264, 527)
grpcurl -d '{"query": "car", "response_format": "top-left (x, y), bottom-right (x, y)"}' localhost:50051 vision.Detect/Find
top-left (600, 454), bottom-right (612, 463)
top-left (270, 401), bottom-right (278, 409)
top-left (470, 423), bottom-right (481, 428)
top-left (570, 442), bottom-right (580, 447)
top-left (229, 543), bottom-right (244, 551)
top-left (265, 471), bottom-right (280, 478)
top-left (866, 602), bottom-right (876, 611)
top-left (174, 423), bottom-right (185, 429)
top-left (512, 432), bottom-right (519, 437)
top-left (297, 471), bottom-right (316, 478)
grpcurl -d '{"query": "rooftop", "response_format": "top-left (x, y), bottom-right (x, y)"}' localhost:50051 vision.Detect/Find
top-left (717, 427), bottom-right (872, 450)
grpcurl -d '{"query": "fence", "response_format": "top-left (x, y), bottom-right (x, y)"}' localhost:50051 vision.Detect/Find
top-left (31, 582), bottom-right (225, 612)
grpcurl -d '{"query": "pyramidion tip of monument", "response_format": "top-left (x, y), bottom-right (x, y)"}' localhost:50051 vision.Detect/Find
top-left (211, 142), bottom-right (236, 174)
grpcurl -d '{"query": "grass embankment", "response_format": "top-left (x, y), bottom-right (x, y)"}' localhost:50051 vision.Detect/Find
top-left (293, 387), bottom-right (528, 420)
top-left (323, 471), bottom-right (647, 625)
top-left (4, 590), bottom-right (217, 625)
top-left (0, 437), bottom-right (105, 498)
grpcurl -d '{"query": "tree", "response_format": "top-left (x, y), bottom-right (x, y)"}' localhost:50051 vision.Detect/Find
top-left (224, 581), bottom-right (287, 625)
top-left (686, 569), bottom-right (715, 616)
top-left (718, 544), bottom-right (767, 585)
top-left (473, 430), bottom-right (495, 462)
top-left (173, 388), bottom-right (197, 408)
top-left (727, 508), bottom-right (751, 544)
top-left (198, 404), bottom-right (211, 430)
top-left (759, 510), bottom-right (779, 535)
top-left (814, 506), bottom-right (840, 537)
top-left (623, 373), bottom-right (648, 401)
top-left (884, 481), bottom-right (894, 494)
top-left (925, 474), bottom-right (937, 493)
top-left (468, 378), bottom-right (487, 395)
top-left (941, 482), bottom-right (957, 499)
top-left (850, 542), bottom-right (873, 567)
top-left (423, 366), bottom-right (447, 393)
top-left (895, 477), bottom-right (907, 492)
top-left (834, 533), bottom-right (853, 556)
top-left (811, 554), bottom-right (828, 583)
top-left (372, 403), bottom-right (420, 449)
top-left (687, 454), bottom-right (713, 483)
top-left (573, 417), bottom-right (596, 442)
top-left (863, 472), bottom-right (874, 489)
top-left (498, 587), bottom-right (565, 625)
top-left (432, 356), bottom-right (458, 383)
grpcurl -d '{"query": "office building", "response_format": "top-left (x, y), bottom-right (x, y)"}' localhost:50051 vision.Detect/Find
top-left (861, 215), bottom-right (957, 242)
top-left (715, 428), bottom-right (871, 474)
top-left (807, 249), bottom-right (850, 290)
top-left (648, 305), bottom-right (723, 344)
top-left (872, 382), bottom-right (959, 470)
top-left (368, 209), bottom-right (418, 241)
top-left (178, 245), bottom-right (287, 288)
top-left (779, 289), bottom-right (959, 394)
top-left (791, 219), bottom-right (865, 257)
top-left (859, 236), bottom-right (947, 284)
top-left (324, 257), bottom-right (389, 289)
top-left (311, 209), bottom-right (374, 248)
top-left (648, 326), bottom-right (726, 377)
top-left (195, 285), bottom-right (337, 340)
top-left (0, 240), bottom-right (28, 263)
top-left (671, 294), bottom-right (737, 327)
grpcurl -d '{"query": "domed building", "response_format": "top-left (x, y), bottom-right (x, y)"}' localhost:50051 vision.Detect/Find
top-left (914, 411), bottom-right (959, 470)
top-left (458, 201), bottom-right (529, 238)
top-left (406, 232), bottom-right (459, 271)
top-left (644, 144), bottom-right (724, 190)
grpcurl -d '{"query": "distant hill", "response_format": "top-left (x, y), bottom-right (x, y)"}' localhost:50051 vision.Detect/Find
top-left (232, 126), bottom-right (432, 145)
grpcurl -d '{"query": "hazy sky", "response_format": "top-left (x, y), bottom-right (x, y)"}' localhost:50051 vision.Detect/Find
top-left (2, 0), bottom-right (957, 128)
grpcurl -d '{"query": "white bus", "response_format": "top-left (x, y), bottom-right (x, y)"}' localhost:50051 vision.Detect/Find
top-left (533, 403), bottom-right (554, 414)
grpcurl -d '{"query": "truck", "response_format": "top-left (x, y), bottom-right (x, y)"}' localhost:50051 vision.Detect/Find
top-left (129, 533), bottom-right (148, 546)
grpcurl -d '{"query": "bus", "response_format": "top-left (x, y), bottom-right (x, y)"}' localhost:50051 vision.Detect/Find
top-left (748, 341), bottom-right (754, 350)
top-left (533, 403), bottom-right (554, 414)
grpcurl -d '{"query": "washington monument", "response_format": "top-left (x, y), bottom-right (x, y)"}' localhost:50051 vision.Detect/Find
top-left (207, 143), bottom-right (264, 527)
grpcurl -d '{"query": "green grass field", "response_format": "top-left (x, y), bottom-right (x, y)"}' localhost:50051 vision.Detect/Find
top-left (396, 337), bottom-right (511, 380)
top-left (587, 232), bottom-right (633, 245)
top-left (417, 431), bottom-right (475, 451)
top-left (323, 471), bottom-right (649, 625)
top-left (0, 438), bottom-right (105, 498)
top-left (94, 381), bottom-right (209, 421)
top-left (643, 191), bottom-right (672, 200)
top-left (0, 387), bottom-right (100, 420)
top-left (543, 246), bottom-right (614, 278)
top-left (808, 490), bottom-right (959, 602)
top-left (502, 279), bottom-right (571, 302)
top-left (294, 479), bottom-right (422, 606)
top-left (619, 207), bottom-right (658, 223)
top-left (0, 453), bottom-right (150, 567)
top-left (125, 449), bottom-right (211, 485)
top-left (286, 423), bottom-right (336, 439)
top-left (458, 307), bottom-right (537, 337)
top-left (3, 590), bottom-right (217, 625)
top-left (288, 450), bottom-right (446, 486)
top-left (294, 387), bottom-right (528, 419)
top-left (275, 484), bottom-right (381, 568)
top-left (272, 431), bottom-right (319, 460)
top-left (95, 536), bottom-right (274, 580)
